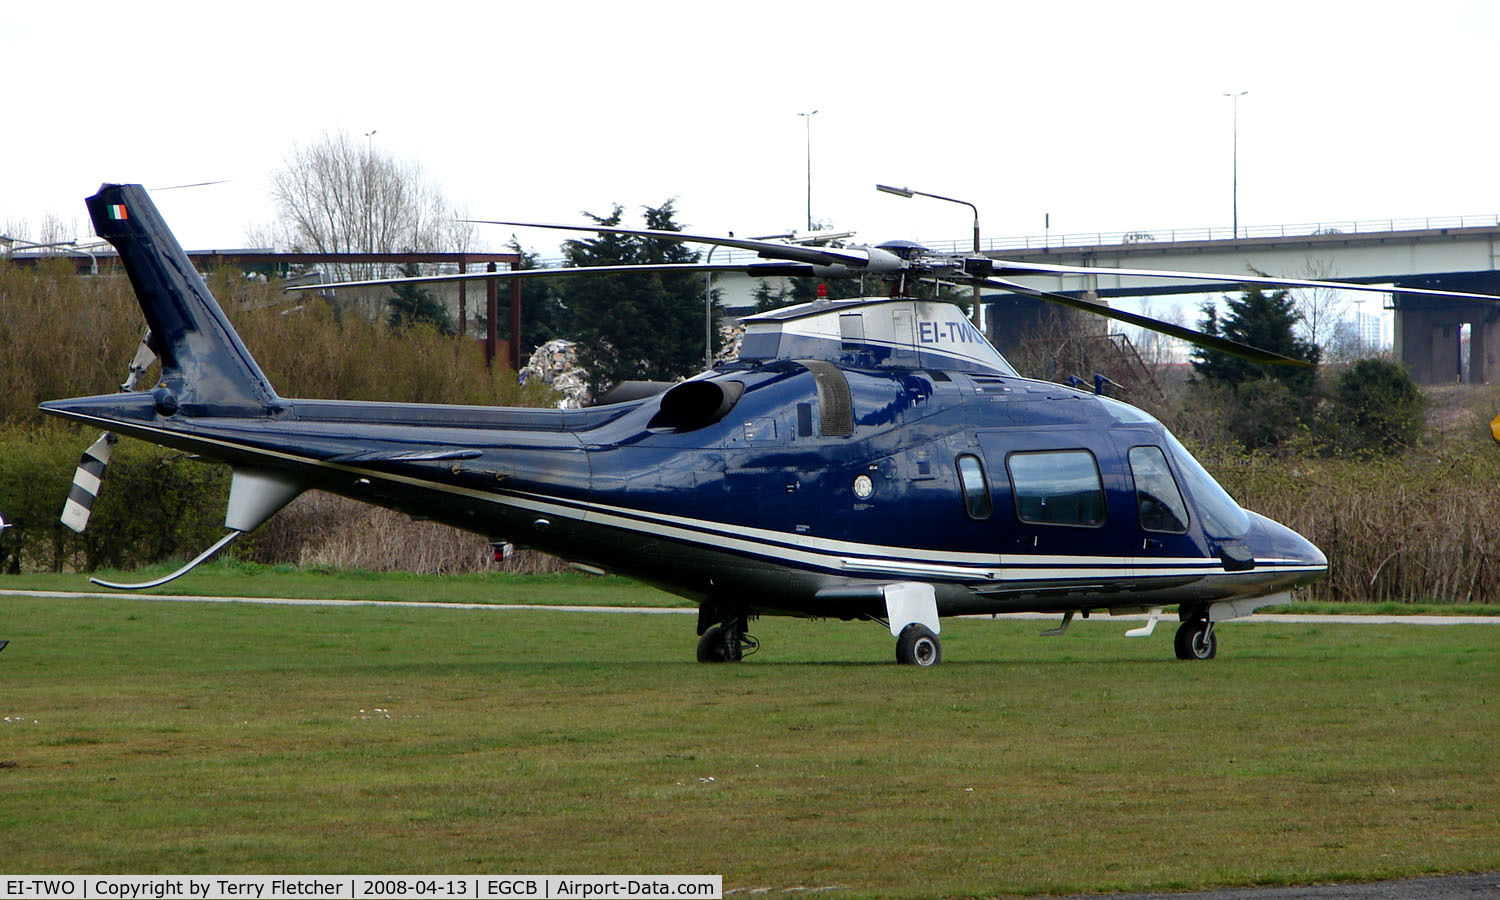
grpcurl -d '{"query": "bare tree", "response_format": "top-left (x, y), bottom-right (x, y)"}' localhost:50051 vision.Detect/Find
top-left (1290, 257), bottom-right (1348, 352)
top-left (269, 130), bottom-right (471, 284)
top-left (1130, 298), bottom-right (1190, 369)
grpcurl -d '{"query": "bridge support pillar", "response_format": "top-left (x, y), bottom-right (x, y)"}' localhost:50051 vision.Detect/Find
top-left (1393, 274), bottom-right (1500, 385)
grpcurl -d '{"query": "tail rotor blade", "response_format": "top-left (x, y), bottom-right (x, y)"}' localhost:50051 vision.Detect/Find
top-left (61, 330), bottom-right (156, 534)
top-left (121, 330), bottom-right (157, 392)
top-left (61, 433), bottom-right (114, 533)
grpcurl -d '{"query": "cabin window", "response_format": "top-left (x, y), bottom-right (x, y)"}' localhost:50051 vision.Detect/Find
top-left (1007, 450), bottom-right (1106, 527)
top-left (955, 454), bottom-right (991, 520)
top-left (1128, 446), bottom-right (1189, 534)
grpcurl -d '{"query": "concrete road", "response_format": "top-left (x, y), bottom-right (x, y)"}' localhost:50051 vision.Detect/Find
top-left (1046, 871), bottom-right (1500, 899)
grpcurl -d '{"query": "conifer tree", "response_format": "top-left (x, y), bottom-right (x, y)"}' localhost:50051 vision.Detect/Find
top-left (554, 201), bottom-right (716, 396)
top-left (501, 237), bottom-right (567, 351)
top-left (1190, 287), bottom-right (1321, 450)
top-left (386, 263), bottom-right (452, 334)
top-left (1191, 287), bottom-right (1320, 390)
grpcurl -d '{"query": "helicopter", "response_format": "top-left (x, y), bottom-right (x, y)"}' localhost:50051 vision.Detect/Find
top-left (42, 184), bottom-right (1500, 666)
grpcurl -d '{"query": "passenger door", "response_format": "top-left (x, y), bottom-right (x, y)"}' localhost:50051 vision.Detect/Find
top-left (976, 428), bottom-right (1139, 577)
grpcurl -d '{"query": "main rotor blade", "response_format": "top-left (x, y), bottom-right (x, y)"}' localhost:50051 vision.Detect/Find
top-left (991, 259), bottom-right (1500, 303)
top-left (465, 219), bottom-right (893, 271)
top-left (980, 277), bottom-right (1313, 367)
top-left (285, 261), bottom-right (827, 292)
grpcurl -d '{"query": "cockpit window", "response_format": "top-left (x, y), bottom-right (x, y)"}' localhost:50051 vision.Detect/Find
top-left (1129, 446), bottom-right (1190, 534)
top-left (1007, 450), bottom-right (1106, 527)
top-left (1162, 431), bottom-right (1251, 537)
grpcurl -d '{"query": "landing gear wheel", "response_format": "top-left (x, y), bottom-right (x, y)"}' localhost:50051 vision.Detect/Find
top-left (1174, 619), bottom-right (1217, 660)
top-left (895, 623), bottom-right (942, 667)
top-left (696, 623), bottom-right (747, 663)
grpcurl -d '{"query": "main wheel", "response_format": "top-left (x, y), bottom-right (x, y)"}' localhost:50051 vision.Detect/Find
top-left (895, 623), bottom-right (942, 667)
top-left (1173, 619), bottom-right (1217, 660)
top-left (696, 624), bottom-right (743, 663)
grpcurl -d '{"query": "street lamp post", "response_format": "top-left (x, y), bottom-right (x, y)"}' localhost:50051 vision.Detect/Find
top-left (1223, 91), bottom-right (1247, 239)
top-left (875, 184), bottom-right (983, 330)
top-left (797, 110), bottom-right (818, 231)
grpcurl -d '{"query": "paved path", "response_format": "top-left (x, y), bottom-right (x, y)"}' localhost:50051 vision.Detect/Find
top-left (2, 589), bottom-right (1498, 625)
top-left (1045, 871), bottom-right (1500, 899)
top-left (0, 588), bottom-right (696, 614)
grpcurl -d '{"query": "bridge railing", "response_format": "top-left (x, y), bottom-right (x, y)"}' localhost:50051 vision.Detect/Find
top-left (921, 213), bottom-right (1500, 255)
top-left (527, 213), bottom-right (1500, 268)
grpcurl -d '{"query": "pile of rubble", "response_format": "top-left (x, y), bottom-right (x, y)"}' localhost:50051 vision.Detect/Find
top-left (518, 339), bottom-right (592, 409)
top-left (715, 322), bottom-right (745, 365)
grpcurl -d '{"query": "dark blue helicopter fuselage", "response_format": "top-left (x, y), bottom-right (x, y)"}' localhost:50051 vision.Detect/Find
top-left (47, 354), bottom-right (1326, 623)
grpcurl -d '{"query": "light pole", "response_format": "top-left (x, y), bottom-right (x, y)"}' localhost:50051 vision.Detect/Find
top-left (1223, 91), bottom-right (1247, 239)
top-left (797, 110), bottom-right (818, 231)
top-left (875, 184), bottom-right (983, 330)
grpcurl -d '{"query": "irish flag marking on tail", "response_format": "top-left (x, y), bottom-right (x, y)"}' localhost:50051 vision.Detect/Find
top-left (107, 204), bottom-right (128, 220)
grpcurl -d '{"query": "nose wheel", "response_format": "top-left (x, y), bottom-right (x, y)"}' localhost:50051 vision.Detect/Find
top-left (1174, 618), bottom-right (1217, 660)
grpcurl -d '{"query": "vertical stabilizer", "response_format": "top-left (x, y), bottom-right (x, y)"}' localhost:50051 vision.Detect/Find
top-left (86, 184), bottom-right (278, 414)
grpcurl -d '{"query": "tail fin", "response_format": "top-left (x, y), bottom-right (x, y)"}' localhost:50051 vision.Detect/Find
top-left (86, 184), bottom-right (279, 414)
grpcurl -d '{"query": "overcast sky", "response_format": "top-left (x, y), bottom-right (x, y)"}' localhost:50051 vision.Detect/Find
top-left (4, 0), bottom-right (1497, 260)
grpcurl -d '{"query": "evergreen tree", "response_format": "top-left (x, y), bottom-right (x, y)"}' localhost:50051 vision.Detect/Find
top-left (753, 280), bottom-right (793, 312)
top-left (386, 263), bottom-right (452, 334)
top-left (554, 201), bottom-right (717, 396)
top-left (1190, 287), bottom-right (1321, 450)
top-left (500, 237), bottom-right (567, 352)
top-left (1191, 287), bottom-right (1320, 391)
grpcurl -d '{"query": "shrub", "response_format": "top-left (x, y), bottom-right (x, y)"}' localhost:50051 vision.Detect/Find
top-left (0, 425), bottom-right (228, 573)
top-left (1318, 358), bottom-right (1425, 457)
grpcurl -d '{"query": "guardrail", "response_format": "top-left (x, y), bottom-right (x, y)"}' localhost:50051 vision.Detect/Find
top-left (923, 213), bottom-right (1500, 255)
top-left (527, 213), bottom-right (1500, 266)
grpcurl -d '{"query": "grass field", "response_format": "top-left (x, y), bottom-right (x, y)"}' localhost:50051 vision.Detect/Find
top-left (0, 563), bottom-right (693, 607)
top-left (1, 588), bottom-right (1497, 897)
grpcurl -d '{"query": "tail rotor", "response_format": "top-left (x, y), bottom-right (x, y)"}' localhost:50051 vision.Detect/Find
top-left (59, 330), bottom-right (157, 534)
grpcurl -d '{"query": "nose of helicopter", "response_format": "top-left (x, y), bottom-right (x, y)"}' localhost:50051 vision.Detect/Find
top-left (1246, 511), bottom-right (1328, 587)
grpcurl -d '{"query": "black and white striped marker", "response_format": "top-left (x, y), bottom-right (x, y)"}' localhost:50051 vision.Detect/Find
top-left (61, 433), bottom-right (114, 533)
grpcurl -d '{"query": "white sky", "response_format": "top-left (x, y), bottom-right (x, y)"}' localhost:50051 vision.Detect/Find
top-left (4, 0), bottom-right (1498, 266)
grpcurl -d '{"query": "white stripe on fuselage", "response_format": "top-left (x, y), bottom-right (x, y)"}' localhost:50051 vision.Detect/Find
top-left (61, 413), bottom-right (1323, 585)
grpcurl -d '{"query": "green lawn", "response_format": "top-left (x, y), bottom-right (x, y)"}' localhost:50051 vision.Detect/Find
top-left (0, 563), bottom-right (690, 607)
top-left (1, 593), bottom-right (1496, 897)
